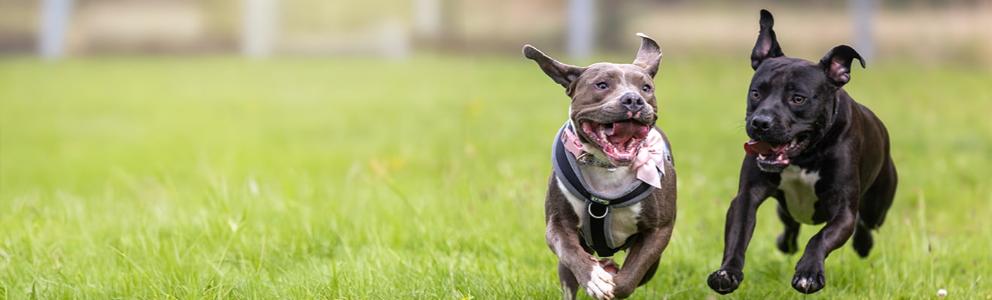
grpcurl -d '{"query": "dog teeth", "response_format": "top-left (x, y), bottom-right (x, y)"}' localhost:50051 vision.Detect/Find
top-left (625, 138), bottom-right (636, 150)
top-left (788, 139), bottom-right (799, 150)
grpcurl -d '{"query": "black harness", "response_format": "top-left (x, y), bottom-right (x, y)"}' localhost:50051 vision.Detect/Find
top-left (551, 122), bottom-right (662, 257)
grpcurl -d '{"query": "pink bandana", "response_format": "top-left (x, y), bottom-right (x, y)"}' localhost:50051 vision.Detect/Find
top-left (561, 123), bottom-right (668, 189)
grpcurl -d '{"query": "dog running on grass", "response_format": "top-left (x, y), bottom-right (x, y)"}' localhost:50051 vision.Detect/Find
top-left (523, 33), bottom-right (676, 300)
top-left (707, 9), bottom-right (898, 294)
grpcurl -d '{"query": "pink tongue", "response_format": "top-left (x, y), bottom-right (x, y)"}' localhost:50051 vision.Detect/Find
top-left (607, 121), bottom-right (648, 144)
top-left (744, 140), bottom-right (788, 155)
top-left (744, 140), bottom-right (774, 155)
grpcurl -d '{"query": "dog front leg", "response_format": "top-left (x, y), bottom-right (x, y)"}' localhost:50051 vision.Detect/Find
top-left (707, 183), bottom-right (772, 294)
top-left (612, 224), bottom-right (673, 298)
top-left (792, 191), bottom-right (858, 294)
top-left (547, 217), bottom-right (614, 300)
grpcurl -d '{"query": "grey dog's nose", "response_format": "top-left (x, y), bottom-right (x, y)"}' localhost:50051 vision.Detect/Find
top-left (750, 115), bottom-right (773, 132)
top-left (620, 92), bottom-right (645, 112)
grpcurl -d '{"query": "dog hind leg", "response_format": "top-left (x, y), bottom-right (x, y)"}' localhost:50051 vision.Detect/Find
top-left (637, 260), bottom-right (660, 286)
top-left (773, 192), bottom-right (801, 254)
top-left (851, 220), bottom-right (873, 257)
top-left (853, 158), bottom-right (897, 257)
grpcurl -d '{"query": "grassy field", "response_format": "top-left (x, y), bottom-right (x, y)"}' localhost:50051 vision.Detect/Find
top-left (0, 56), bottom-right (990, 299)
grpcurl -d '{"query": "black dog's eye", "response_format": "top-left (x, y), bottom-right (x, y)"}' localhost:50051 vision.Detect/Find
top-left (790, 95), bottom-right (807, 105)
top-left (750, 90), bottom-right (761, 101)
top-left (595, 82), bottom-right (609, 90)
top-left (642, 84), bottom-right (652, 92)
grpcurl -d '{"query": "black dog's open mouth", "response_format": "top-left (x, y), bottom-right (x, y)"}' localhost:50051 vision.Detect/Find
top-left (580, 120), bottom-right (651, 165)
top-left (744, 132), bottom-right (811, 171)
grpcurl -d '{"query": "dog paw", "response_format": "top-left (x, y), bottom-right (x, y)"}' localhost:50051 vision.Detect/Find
top-left (791, 269), bottom-right (826, 294)
top-left (776, 233), bottom-right (798, 254)
top-left (707, 269), bottom-right (743, 294)
top-left (584, 265), bottom-right (615, 300)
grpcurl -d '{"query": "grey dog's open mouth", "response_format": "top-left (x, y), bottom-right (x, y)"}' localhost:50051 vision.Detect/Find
top-left (581, 120), bottom-right (651, 165)
top-left (744, 132), bottom-right (811, 169)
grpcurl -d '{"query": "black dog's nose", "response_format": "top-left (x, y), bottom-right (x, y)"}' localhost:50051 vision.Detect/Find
top-left (620, 92), bottom-right (645, 112)
top-left (750, 115), bottom-right (773, 132)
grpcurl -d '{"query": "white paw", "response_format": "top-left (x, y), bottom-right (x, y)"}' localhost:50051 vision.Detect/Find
top-left (584, 265), bottom-right (615, 300)
top-left (796, 277), bottom-right (811, 290)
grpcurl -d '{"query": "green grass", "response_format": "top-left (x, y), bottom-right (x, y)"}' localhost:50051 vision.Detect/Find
top-left (0, 56), bottom-right (990, 299)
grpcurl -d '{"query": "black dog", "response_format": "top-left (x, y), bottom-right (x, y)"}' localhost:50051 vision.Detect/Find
top-left (707, 10), bottom-right (897, 294)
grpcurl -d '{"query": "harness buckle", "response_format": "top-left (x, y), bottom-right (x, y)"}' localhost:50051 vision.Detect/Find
top-left (587, 202), bottom-right (609, 219)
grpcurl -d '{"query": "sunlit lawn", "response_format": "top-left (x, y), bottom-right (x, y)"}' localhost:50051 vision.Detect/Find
top-left (1, 56), bottom-right (989, 299)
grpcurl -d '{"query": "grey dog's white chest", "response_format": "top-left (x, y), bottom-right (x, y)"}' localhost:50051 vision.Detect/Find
top-left (555, 165), bottom-right (642, 249)
top-left (778, 165), bottom-right (821, 224)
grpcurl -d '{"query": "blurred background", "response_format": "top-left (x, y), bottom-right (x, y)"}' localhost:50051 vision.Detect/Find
top-left (1, 0), bottom-right (991, 298)
top-left (1, 0), bottom-right (990, 65)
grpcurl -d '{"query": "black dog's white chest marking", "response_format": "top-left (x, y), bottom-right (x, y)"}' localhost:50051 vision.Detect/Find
top-left (779, 165), bottom-right (820, 224)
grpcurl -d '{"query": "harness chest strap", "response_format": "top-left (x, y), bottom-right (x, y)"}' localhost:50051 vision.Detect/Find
top-left (551, 122), bottom-right (664, 257)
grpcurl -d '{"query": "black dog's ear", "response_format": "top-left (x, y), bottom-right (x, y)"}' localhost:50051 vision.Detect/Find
top-left (819, 45), bottom-right (865, 86)
top-left (522, 45), bottom-right (586, 91)
top-left (751, 9), bottom-right (784, 70)
top-left (632, 33), bottom-right (663, 77)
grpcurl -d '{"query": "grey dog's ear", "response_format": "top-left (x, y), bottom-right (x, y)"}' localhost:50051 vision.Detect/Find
top-left (632, 33), bottom-right (663, 77)
top-left (819, 45), bottom-right (865, 86)
top-left (751, 9), bottom-right (784, 70)
top-left (522, 45), bottom-right (586, 91)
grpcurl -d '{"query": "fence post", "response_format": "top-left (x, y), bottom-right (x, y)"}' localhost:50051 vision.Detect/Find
top-left (38, 0), bottom-right (73, 60)
top-left (413, 0), bottom-right (440, 38)
top-left (850, 0), bottom-right (875, 62)
top-left (567, 0), bottom-right (595, 60)
top-left (243, 0), bottom-right (278, 57)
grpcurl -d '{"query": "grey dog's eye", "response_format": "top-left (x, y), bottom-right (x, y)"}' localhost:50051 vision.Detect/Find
top-left (790, 95), bottom-right (807, 105)
top-left (642, 84), bottom-right (652, 92)
top-left (750, 90), bottom-right (760, 100)
top-left (595, 82), bottom-right (609, 90)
